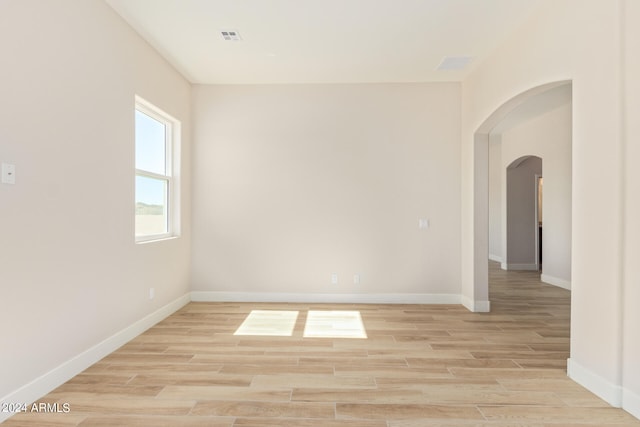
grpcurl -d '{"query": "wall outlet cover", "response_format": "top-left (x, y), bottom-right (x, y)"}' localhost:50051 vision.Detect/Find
top-left (2, 163), bottom-right (16, 184)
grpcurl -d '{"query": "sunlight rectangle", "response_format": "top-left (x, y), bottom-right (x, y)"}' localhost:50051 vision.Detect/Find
top-left (303, 310), bottom-right (367, 339)
top-left (234, 310), bottom-right (299, 336)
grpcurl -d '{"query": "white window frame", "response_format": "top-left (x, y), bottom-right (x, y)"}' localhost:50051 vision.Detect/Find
top-left (135, 96), bottom-right (180, 243)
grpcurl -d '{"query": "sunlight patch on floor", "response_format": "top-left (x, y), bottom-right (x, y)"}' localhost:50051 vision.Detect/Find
top-left (303, 310), bottom-right (368, 339)
top-left (234, 310), bottom-right (299, 336)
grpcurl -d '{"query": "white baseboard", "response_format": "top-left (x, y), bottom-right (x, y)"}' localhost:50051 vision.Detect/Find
top-left (504, 263), bottom-right (539, 271)
top-left (0, 293), bottom-right (191, 424)
top-left (461, 295), bottom-right (491, 313)
top-left (567, 358), bottom-right (623, 407)
top-left (191, 291), bottom-right (461, 305)
top-left (541, 274), bottom-right (571, 290)
top-left (623, 387), bottom-right (640, 420)
top-left (488, 254), bottom-right (503, 263)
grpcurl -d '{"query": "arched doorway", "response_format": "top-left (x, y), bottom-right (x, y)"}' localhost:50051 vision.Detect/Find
top-left (506, 155), bottom-right (542, 271)
top-left (472, 80), bottom-right (572, 311)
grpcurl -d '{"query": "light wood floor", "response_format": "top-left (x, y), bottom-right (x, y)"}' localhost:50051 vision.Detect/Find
top-left (5, 262), bottom-right (640, 426)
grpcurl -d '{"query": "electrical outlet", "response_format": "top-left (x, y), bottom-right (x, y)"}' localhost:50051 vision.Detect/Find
top-left (353, 274), bottom-right (361, 284)
top-left (331, 273), bottom-right (338, 284)
top-left (149, 288), bottom-right (155, 300)
top-left (2, 163), bottom-right (15, 184)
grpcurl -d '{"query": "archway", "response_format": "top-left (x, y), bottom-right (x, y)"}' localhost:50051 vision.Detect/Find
top-left (472, 80), bottom-right (572, 311)
top-left (506, 155), bottom-right (542, 271)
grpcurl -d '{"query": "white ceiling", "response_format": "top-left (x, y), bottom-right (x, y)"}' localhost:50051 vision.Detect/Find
top-left (106, 0), bottom-right (544, 85)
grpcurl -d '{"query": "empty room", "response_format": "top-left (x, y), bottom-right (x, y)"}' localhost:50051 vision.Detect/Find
top-left (1, 0), bottom-right (639, 425)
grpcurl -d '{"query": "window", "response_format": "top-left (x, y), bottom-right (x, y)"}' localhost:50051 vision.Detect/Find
top-left (135, 97), bottom-right (179, 242)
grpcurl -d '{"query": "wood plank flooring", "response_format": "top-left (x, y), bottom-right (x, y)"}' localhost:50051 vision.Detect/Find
top-left (4, 262), bottom-right (640, 426)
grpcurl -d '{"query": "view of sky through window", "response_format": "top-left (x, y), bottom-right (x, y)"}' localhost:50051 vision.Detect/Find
top-left (135, 107), bottom-right (170, 237)
top-left (135, 110), bottom-right (167, 208)
top-left (135, 175), bottom-right (167, 206)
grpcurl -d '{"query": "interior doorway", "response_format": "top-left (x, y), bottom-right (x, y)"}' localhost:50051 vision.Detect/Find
top-left (506, 155), bottom-right (542, 272)
top-left (537, 175), bottom-right (543, 269)
top-left (470, 80), bottom-right (572, 311)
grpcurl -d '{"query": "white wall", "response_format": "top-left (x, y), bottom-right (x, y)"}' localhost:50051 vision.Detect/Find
top-left (191, 83), bottom-right (461, 301)
top-left (501, 104), bottom-right (572, 285)
top-left (0, 0), bottom-right (191, 408)
top-left (623, 0), bottom-right (640, 419)
top-left (461, 0), bottom-right (636, 414)
top-left (488, 135), bottom-right (503, 262)
top-left (505, 156), bottom-right (542, 268)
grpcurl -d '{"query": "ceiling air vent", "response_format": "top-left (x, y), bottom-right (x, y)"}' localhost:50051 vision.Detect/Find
top-left (220, 30), bottom-right (242, 41)
top-left (436, 56), bottom-right (474, 71)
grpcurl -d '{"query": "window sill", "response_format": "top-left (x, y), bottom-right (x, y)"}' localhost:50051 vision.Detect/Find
top-left (135, 235), bottom-right (179, 245)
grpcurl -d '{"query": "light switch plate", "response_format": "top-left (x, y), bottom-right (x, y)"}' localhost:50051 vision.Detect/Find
top-left (2, 163), bottom-right (15, 184)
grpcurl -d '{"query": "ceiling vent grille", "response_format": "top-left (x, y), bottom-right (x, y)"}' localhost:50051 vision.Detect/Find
top-left (436, 56), bottom-right (474, 71)
top-left (220, 30), bottom-right (242, 41)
